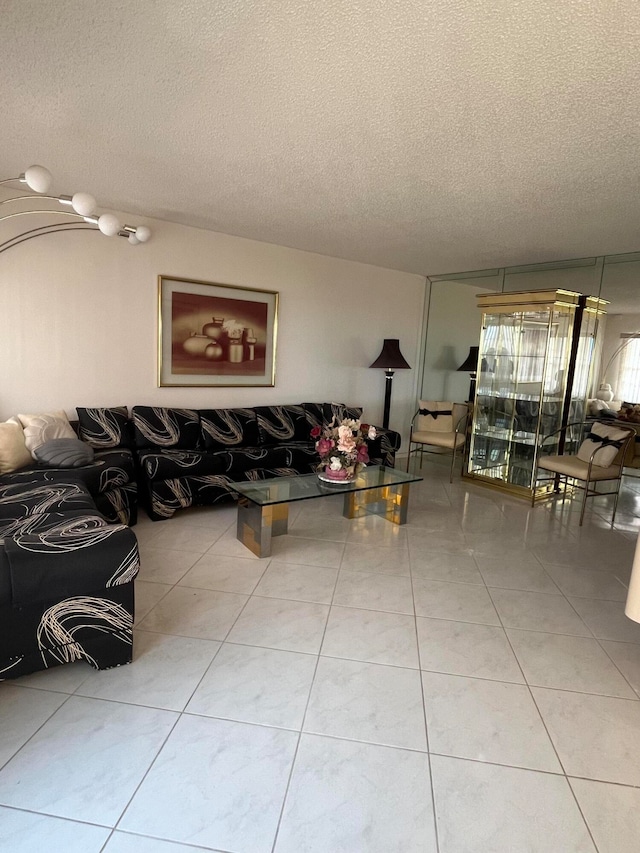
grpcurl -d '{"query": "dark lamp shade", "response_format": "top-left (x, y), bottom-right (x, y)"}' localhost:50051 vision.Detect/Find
top-left (369, 339), bottom-right (411, 370)
top-left (457, 346), bottom-right (479, 373)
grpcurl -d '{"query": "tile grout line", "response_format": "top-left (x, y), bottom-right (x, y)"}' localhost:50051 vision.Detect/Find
top-left (268, 535), bottom-right (344, 853)
top-left (106, 540), bottom-right (272, 845)
top-left (407, 536), bottom-right (441, 853)
top-left (496, 606), bottom-right (601, 850)
top-left (0, 691), bottom-right (74, 775)
top-left (476, 571), bottom-right (588, 792)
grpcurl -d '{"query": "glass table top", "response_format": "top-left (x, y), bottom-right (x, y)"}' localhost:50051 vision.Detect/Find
top-left (231, 465), bottom-right (423, 506)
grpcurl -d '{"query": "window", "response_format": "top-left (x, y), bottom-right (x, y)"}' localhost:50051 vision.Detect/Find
top-left (615, 335), bottom-right (640, 402)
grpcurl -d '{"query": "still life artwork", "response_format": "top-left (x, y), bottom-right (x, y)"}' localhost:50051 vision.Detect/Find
top-left (158, 276), bottom-right (278, 386)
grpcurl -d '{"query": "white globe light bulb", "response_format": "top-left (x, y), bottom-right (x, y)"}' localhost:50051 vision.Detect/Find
top-left (24, 165), bottom-right (53, 193)
top-left (71, 192), bottom-right (96, 216)
top-left (97, 213), bottom-right (121, 236)
top-left (135, 225), bottom-right (151, 243)
top-left (128, 234), bottom-right (140, 245)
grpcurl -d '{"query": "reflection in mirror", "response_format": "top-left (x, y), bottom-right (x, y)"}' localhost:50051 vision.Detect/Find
top-left (598, 254), bottom-right (640, 411)
top-left (421, 275), bottom-right (496, 403)
top-left (422, 252), bottom-right (640, 412)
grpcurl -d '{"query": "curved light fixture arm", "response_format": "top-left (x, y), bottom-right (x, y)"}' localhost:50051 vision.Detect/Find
top-left (601, 332), bottom-right (640, 384)
top-left (0, 209), bottom-right (84, 224)
top-left (0, 195), bottom-right (63, 206)
top-left (0, 165), bottom-right (152, 251)
top-left (0, 223), bottom-right (98, 254)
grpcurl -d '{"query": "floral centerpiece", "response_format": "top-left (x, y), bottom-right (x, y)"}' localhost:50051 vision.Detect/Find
top-left (311, 418), bottom-right (376, 482)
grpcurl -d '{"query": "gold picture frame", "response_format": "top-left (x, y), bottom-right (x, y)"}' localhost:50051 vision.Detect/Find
top-left (158, 275), bottom-right (278, 387)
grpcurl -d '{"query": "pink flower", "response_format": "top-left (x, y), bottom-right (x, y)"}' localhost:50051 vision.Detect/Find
top-left (357, 444), bottom-right (369, 463)
top-left (337, 436), bottom-right (356, 453)
top-left (316, 438), bottom-right (334, 456)
top-left (310, 425), bottom-right (322, 438)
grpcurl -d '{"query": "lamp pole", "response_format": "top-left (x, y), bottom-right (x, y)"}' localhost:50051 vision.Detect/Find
top-left (382, 369), bottom-right (395, 429)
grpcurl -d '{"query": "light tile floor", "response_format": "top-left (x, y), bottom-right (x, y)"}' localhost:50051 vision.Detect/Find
top-left (2, 461), bottom-right (640, 852)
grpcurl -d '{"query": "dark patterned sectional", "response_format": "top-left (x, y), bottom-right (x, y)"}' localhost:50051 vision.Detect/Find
top-left (0, 401), bottom-right (399, 678)
top-left (0, 408), bottom-right (140, 680)
top-left (132, 402), bottom-right (401, 520)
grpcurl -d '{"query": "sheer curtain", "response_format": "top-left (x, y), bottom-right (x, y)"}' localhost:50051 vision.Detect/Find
top-left (616, 335), bottom-right (640, 401)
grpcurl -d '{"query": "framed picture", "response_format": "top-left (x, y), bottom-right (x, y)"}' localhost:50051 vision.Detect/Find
top-left (158, 276), bottom-right (278, 387)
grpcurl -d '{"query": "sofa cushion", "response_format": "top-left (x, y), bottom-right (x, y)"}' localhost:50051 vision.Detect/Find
top-left (322, 403), bottom-right (364, 426)
top-left (17, 410), bottom-right (76, 456)
top-left (0, 479), bottom-right (95, 520)
top-left (199, 408), bottom-right (260, 450)
top-left (279, 442), bottom-right (319, 471)
top-left (0, 509), bottom-right (117, 602)
top-left (139, 449), bottom-right (229, 481)
top-left (93, 482), bottom-right (138, 527)
top-left (255, 405), bottom-right (310, 444)
top-left (223, 446), bottom-right (293, 474)
top-left (76, 406), bottom-right (133, 449)
top-left (302, 403), bottom-right (325, 430)
top-left (34, 438), bottom-right (95, 468)
top-left (221, 443), bottom-right (318, 475)
top-left (0, 419), bottom-right (32, 475)
top-left (4, 514), bottom-right (139, 607)
top-left (0, 449), bottom-right (135, 497)
top-left (132, 406), bottom-right (200, 450)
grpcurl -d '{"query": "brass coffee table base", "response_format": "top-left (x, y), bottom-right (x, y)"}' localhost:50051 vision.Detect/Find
top-left (237, 499), bottom-right (290, 558)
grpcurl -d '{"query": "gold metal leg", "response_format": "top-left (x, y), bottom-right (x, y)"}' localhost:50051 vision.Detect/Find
top-left (236, 498), bottom-right (289, 557)
top-left (343, 483), bottom-right (410, 525)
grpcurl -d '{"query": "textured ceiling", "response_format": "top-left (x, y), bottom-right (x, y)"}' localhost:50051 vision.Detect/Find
top-left (2, 0), bottom-right (640, 275)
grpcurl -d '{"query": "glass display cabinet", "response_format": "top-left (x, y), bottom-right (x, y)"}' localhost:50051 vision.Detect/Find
top-left (465, 289), bottom-right (607, 498)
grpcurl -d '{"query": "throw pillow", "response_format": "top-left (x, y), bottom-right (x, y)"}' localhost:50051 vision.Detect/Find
top-left (576, 422), bottom-right (630, 467)
top-left (76, 406), bottom-right (131, 448)
top-left (0, 418), bottom-right (32, 474)
top-left (17, 410), bottom-right (76, 457)
top-left (417, 401), bottom-right (454, 433)
top-left (34, 438), bottom-right (95, 468)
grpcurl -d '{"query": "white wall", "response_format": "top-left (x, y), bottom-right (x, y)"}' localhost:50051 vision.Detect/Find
top-left (0, 209), bottom-right (426, 443)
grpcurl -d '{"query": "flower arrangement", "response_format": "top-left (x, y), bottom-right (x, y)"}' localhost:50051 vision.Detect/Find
top-left (311, 418), bottom-right (377, 481)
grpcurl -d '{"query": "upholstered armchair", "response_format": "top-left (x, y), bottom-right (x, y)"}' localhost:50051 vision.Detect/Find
top-left (532, 420), bottom-right (635, 525)
top-left (406, 401), bottom-right (469, 482)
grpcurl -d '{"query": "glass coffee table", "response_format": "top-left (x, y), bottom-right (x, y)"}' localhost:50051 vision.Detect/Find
top-left (231, 465), bottom-right (423, 557)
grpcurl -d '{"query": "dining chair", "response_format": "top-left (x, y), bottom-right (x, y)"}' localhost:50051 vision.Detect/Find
top-left (406, 401), bottom-right (469, 482)
top-left (531, 420), bottom-right (635, 525)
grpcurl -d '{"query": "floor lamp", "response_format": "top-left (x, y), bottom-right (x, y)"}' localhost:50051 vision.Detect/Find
top-left (369, 339), bottom-right (411, 429)
top-left (456, 346), bottom-right (479, 402)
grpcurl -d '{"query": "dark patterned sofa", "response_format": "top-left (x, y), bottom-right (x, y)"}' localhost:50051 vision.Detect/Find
top-left (132, 402), bottom-right (401, 520)
top-left (0, 407), bottom-right (141, 680)
top-left (0, 477), bottom-right (140, 681)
